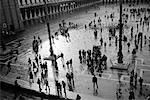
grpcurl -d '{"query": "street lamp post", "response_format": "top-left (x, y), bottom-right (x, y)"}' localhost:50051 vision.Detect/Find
top-left (118, 0), bottom-right (123, 64)
top-left (43, 0), bottom-right (57, 95)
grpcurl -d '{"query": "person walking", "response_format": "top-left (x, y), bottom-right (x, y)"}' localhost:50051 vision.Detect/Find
top-left (139, 77), bottom-right (143, 95)
top-left (58, 81), bottom-right (62, 96)
top-left (71, 72), bottom-right (75, 89)
top-left (134, 73), bottom-right (137, 89)
top-left (127, 42), bottom-right (131, 53)
top-left (94, 30), bottom-right (97, 40)
top-left (129, 90), bottom-right (135, 100)
top-left (104, 42), bottom-right (107, 52)
top-left (62, 80), bottom-right (67, 98)
top-left (144, 35), bottom-right (147, 45)
top-left (45, 79), bottom-right (50, 94)
top-left (29, 71), bottom-right (34, 87)
top-left (28, 58), bottom-right (31, 66)
top-left (32, 36), bottom-right (39, 56)
top-left (38, 36), bottom-right (42, 48)
top-left (100, 37), bottom-right (103, 46)
top-left (6, 61), bottom-right (11, 75)
top-left (115, 36), bottom-right (118, 48)
top-left (131, 26), bottom-right (133, 39)
top-left (92, 75), bottom-right (98, 95)
top-left (37, 78), bottom-right (42, 92)
top-left (76, 94), bottom-right (81, 100)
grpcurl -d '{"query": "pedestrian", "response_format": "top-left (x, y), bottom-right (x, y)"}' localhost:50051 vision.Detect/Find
top-left (32, 36), bottom-right (39, 56)
top-left (85, 24), bottom-right (87, 29)
top-left (129, 90), bottom-right (135, 100)
top-left (66, 73), bottom-right (73, 91)
top-left (38, 54), bottom-right (42, 64)
top-left (66, 61), bottom-right (70, 72)
top-left (127, 42), bottom-right (131, 52)
top-left (139, 77), bottom-right (143, 95)
top-left (62, 80), bottom-right (67, 98)
top-left (38, 36), bottom-right (42, 48)
top-left (144, 35), bottom-right (147, 45)
top-left (137, 23), bottom-right (139, 32)
top-left (6, 61), bottom-right (11, 75)
top-left (37, 78), bottom-right (42, 92)
top-left (29, 71), bottom-right (34, 86)
top-left (70, 59), bottom-right (73, 71)
top-left (14, 79), bottom-right (20, 99)
top-left (109, 36), bottom-right (111, 46)
top-left (104, 42), bottom-right (107, 51)
top-left (52, 35), bottom-right (55, 44)
top-left (76, 94), bottom-right (81, 100)
top-left (130, 75), bottom-right (134, 89)
top-left (35, 56), bottom-right (39, 67)
top-left (94, 30), bottom-right (97, 40)
top-left (92, 75), bottom-right (98, 95)
top-left (79, 54), bottom-right (82, 64)
top-left (101, 28), bottom-right (102, 33)
top-left (147, 21), bottom-right (149, 31)
top-left (131, 26), bottom-right (133, 39)
top-left (28, 58), bottom-right (31, 66)
top-left (55, 61), bottom-right (59, 77)
top-left (33, 62), bottom-right (38, 76)
top-left (115, 36), bottom-right (118, 48)
top-left (71, 72), bottom-right (75, 89)
top-left (45, 79), bottom-right (50, 94)
top-left (58, 81), bottom-right (62, 96)
top-left (134, 73), bottom-right (137, 89)
top-left (100, 37), bottom-right (103, 46)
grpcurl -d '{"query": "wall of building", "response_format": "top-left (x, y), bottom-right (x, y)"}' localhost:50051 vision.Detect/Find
top-left (1, 0), bottom-right (24, 33)
top-left (1, 0), bottom-right (149, 34)
top-left (17, 0), bottom-right (100, 27)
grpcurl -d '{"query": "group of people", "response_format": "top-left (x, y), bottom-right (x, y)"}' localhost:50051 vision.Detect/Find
top-left (27, 3), bottom-right (150, 100)
top-left (128, 69), bottom-right (144, 100)
top-left (30, 36), bottom-right (53, 94)
top-left (31, 35), bottom-right (69, 98)
top-left (66, 59), bottom-right (75, 91)
top-left (79, 46), bottom-right (108, 75)
top-left (81, 3), bottom-right (150, 99)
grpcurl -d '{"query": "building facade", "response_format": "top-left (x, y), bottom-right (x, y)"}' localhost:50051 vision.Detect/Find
top-left (0, 0), bottom-right (149, 34)
top-left (0, 0), bottom-right (24, 32)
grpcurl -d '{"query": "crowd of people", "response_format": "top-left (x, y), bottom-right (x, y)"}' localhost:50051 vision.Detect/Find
top-left (30, 35), bottom-right (73, 98)
top-left (79, 46), bottom-right (108, 76)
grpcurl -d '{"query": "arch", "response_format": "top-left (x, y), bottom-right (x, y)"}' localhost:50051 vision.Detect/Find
top-left (35, 8), bottom-right (39, 17)
top-left (57, 5), bottom-right (60, 12)
top-left (25, 0), bottom-right (28, 5)
top-left (29, 0), bottom-right (32, 4)
top-left (54, 6), bottom-right (57, 13)
top-left (40, 8), bottom-right (43, 16)
top-left (34, 0), bottom-right (37, 4)
top-left (126, 0), bottom-right (129, 3)
top-left (48, 6), bottom-right (50, 14)
top-left (18, 0), bottom-right (23, 6)
top-left (20, 9), bottom-right (26, 20)
top-left (26, 9), bottom-right (31, 20)
top-left (52, 6), bottom-right (54, 14)
top-left (31, 8), bottom-right (35, 18)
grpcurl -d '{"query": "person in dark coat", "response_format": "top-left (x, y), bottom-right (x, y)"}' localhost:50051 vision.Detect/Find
top-left (76, 94), bottom-right (81, 100)
top-left (62, 80), bottom-right (67, 98)
top-left (92, 75), bottom-right (98, 94)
